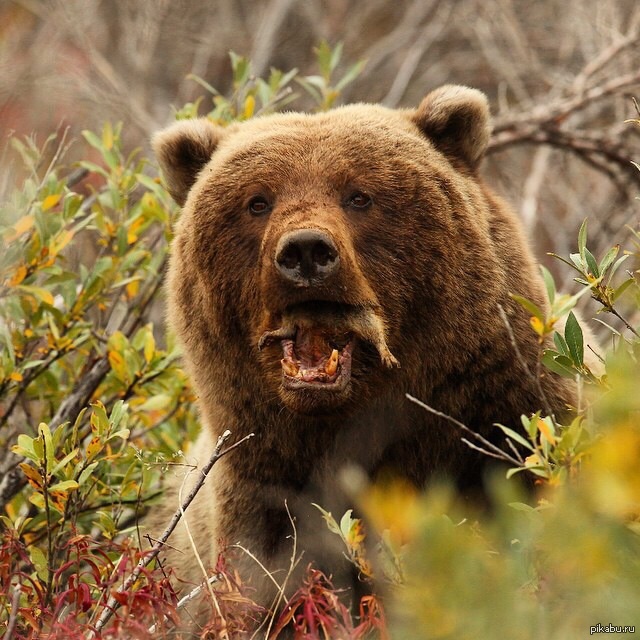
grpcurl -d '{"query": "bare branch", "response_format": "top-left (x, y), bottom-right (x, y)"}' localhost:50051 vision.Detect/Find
top-left (496, 304), bottom-right (558, 428)
top-left (4, 583), bottom-right (21, 640)
top-left (88, 430), bottom-right (254, 638)
top-left (406, 393), bottom-right (521, 466)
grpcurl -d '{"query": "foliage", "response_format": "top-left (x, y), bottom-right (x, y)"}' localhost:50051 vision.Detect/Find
top-left (318, 163), bottom-right (640, 638)
top-left (0, 44), bottom-right (369, 639)
top-left (1, 42), bottom-right (640, 639)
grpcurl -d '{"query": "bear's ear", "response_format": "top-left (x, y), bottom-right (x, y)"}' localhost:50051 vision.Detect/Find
top-left (152, 118), bottom-right (224, 206)
top-left (411, 85), bottom-right (491, 169)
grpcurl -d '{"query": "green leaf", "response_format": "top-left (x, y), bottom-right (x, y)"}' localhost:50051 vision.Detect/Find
top-left (583, 248), bottom-right (599, 278)
top-left (12, 434), bottom-right (39, 463)
top-left (540, 266), bottom-right (555, 304)
top-left (598, 244), bottom-right (619, 275)
top-left (577, 219), bottom-right (588, 259)
top-left (521, 413), bottom-right (540, 440)
top-left (38, 423), bottom-right (55, 474)
top-left (229, 52), bottom-right (251, 88)
top-left (510, 294), bottom-right (544, 321)
top-left (541, 350), bottom-right (576, 378)
top-left (508, 501), bottom-right (536, 512)
top-left (506, 466), bottom-right (533, 479)
top-left (138, 394), bottom-right (173, 412)
top-left (28, 545), bottom-right (49, 582)
top-left (612, 278), bottom-right (635, 302)
top-left (553, 332), bottom-right (570, 357)
top-left (335, 59), bottom-right (366, 92)
top-left (495, 423), bottom-right (534, 451)
top-left (186, 73), bottom-right (220, 96)
top-left (78, 461), bottom-right (100, 486)
top-left (48, 479), bottom-right (79, 494)
top-left (339, 509), bottom-right (355, 539)
top-left (312, 503), bottom-right (341, 536)
top-left (82, 129), bottom-right (104, 152)
top-left (315, 40), bottom-right (334, 80)
top-left (569, 252), bottom-right (584, 272)
top-left (564, 311), bottom-right (584, 366)
top-left (608, 254), bottom-right (630, 282)
top-left (110, 400), bottom-right (128, 431)
top-left (50, 448), bottom-right (79, 478)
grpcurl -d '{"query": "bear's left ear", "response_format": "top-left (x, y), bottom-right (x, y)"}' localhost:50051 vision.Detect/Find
top-left (152, 118), bottom-right (224, 206)
top-left (411, 85), bottom-right (491, 169)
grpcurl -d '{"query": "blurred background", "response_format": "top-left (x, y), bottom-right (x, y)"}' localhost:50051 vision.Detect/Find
top-left (1, 0), bottom-right (639, 287)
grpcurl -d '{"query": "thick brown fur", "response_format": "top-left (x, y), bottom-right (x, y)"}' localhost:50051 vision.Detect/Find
top-left (149, 86), bottom-right (581, 617)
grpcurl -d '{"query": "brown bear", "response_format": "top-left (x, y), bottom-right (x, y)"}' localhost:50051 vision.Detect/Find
top-left (151, 85), bottom-right (580, 618)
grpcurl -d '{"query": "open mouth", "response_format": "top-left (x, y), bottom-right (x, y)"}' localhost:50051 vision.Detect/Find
top-left (280, 328), bottom-right (354, 391)
top-left (258, 301), bottom-right (399, 393)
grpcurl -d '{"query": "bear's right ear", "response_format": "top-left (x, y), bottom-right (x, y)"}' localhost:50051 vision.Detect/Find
top-left (411, 85), bottom-right (491, 169)
top-left (152, 118), bottom-right (224, 206)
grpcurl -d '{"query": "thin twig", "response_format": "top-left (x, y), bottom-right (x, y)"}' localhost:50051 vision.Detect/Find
top-left (147, 576), bottom-right (219, 635)
top-left (5, 583), bottom-right (21, 640)
top-left (88, 430), bottom-right (254, 638)
top-left (178, 463), bottom-right (229, 640)
top-left (261, 501), bottom-right (299, 640)
top-left (609, 307), bottom-right (640, 339)
top-left (496, 304), bottom-right (557, 428)
top-left (406, 394), bottom-right (520, 466)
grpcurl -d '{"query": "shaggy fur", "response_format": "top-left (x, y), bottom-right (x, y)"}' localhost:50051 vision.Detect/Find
top-left (149, 86), bottom-right (580, 612)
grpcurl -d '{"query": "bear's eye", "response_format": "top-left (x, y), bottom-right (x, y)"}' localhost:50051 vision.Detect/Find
top-left (248, 195), bottom-right (272, 216)
top-left (346, 191), bottom-right (373, 210)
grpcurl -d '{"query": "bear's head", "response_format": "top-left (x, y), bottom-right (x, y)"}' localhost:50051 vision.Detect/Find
top-left (154, 86), bottom-right (503, 416)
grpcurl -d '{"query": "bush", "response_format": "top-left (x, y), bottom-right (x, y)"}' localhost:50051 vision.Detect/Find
top-left (1, 47), bottom-right (639, 639)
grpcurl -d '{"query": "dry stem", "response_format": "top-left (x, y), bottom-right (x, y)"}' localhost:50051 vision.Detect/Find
top-left (88, 430), bottom-right (254, 638)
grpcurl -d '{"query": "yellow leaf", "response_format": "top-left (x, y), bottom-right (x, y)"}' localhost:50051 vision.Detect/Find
top-left (536, 417), bottom-right (557, 445)
top-left (243, 95), bottom-right (256, 120)
top-left (10, 372), bottom-right (23, 382)
top-left (125, 280), bottom-right (139, 299)
top-left (86, 436), bottom-right (103, 461)
top-left (50, 230), bottom-right (74, 256)
top-left (143, 329), bottom-right (155, 363)
top-left (102, 122), bottom-right (114, 150)
top-left (18, 285), bottom-right (54, 306)
top-left (108, 350), bottom-right (128, 382)
top-left (525, 453), bottom-right (542, 467)
top-left (529, 316), bottom-right (545, 336)
top-left (42, 194), bottom-right (62, 212)
top-left (126, 216), bottom-right (144, 245)
top-left (5, 214), bottom-right (34, 242)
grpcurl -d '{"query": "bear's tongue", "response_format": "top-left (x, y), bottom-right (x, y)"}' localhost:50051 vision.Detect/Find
top-left (281, 328), bottom-right (346, 383)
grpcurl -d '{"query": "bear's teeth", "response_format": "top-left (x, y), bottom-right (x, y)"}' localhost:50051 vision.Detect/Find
top-left (325, 349), bottom-right (339, 376)
top-left (281, 359), bottom-right (299, 377)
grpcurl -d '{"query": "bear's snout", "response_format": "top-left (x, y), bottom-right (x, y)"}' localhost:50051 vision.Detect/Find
top-left (274, 229), bottom-right (340, 286)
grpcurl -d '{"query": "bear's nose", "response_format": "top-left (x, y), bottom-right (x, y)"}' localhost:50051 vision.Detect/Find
top-left (275, 229), bottom-right (340, 285)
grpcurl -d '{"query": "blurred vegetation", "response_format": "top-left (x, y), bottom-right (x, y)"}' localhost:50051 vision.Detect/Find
top-left (2, 0), bottom-right (639, 272)
top-left (1, 45), bottom-right (640, 639)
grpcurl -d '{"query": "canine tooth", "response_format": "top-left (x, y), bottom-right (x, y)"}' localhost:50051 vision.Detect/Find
top-left (281, 359), bottom-right (299, 377)
top-left (325, 349), bottom-right (339, 376)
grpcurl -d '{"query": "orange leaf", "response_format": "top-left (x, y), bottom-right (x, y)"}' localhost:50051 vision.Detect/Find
top-left (7, 265), bottom-right (27, 286)
top-left (19, 462), bottom-right (43, 489)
